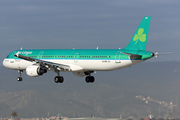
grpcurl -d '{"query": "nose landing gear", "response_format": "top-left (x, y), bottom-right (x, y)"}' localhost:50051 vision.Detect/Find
top-left (17, 70), bottom-right (23, 81)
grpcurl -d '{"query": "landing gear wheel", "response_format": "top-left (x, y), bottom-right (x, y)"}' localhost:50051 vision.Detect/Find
top-left (17, 77), bottom-right (22, 81)
top-left (54, 76), bottom-right (64, 83)
top-left (17, 70), bottom-right (23, 82)
top-left (59, 76), bottom-right (64, 83)
top-left (90, 76), bottom-right (95, 83)
top-left (85, 76), bottom-right (95, 83)
top-left (54, 76), bottom-right (59, 83)
top-left (85, 76), bottom-right (90, 83)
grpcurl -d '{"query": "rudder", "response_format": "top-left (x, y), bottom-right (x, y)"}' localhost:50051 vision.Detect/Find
top-left (124, 16), bottom-right (151, 51)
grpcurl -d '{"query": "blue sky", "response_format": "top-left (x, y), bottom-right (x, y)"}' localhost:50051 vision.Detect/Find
top-left (0, 0), bottom-right (179, 63)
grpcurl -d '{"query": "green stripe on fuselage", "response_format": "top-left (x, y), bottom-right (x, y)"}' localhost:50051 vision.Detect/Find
top-left (6, 49), bottom-right (153, 60)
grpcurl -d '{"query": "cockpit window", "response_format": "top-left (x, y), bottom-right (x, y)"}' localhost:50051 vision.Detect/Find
top-left (6, 55), bottom-right (9, 58)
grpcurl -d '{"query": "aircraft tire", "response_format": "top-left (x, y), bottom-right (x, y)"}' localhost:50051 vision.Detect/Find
top-left (54, 76), bottom-right (59, 83)
top-left (54, 76), bottom-right (64, 83)
top-left (85, 76), bottom-right (90, 83)
top-left (86, 76), bottom-right (95, 83)
top-left (17, 77), bottom-right (22, 81)
top-left (59, 76), bottom-right (64, 83)
top-left (90, 76), bottom-right (95, 83)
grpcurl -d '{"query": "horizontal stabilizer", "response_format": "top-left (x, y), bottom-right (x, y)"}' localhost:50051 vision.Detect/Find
top-left (121, 52), bottom-right (142, 60)
top-left (154, 52), bottom-right (174, 57)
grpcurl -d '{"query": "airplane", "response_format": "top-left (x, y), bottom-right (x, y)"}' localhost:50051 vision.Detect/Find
top-left (2, 16), bottom-right (170, 83)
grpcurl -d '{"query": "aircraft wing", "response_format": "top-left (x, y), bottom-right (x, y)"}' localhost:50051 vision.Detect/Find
top-left (14, 52), bottom-right (71, 71)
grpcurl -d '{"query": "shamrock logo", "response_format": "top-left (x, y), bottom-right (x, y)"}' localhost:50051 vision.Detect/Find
top-left (133, 28), bottom-right (146, 44)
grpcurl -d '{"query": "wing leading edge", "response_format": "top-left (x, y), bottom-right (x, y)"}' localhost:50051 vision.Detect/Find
top-left (14, 52), bottom-right (84, 72)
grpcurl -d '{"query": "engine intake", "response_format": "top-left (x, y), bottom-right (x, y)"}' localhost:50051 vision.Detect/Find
top-left (37, 67), bottom-right (47, 75)
top-left (26, 65), bottom-right (47, 77)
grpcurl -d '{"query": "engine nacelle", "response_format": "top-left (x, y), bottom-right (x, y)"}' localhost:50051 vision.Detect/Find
top-left (26, 65), bottom-right (47, 77)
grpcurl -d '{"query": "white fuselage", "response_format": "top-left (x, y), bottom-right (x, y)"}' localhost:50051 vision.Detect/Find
top-left (3, 58), bottom-right (144, 72)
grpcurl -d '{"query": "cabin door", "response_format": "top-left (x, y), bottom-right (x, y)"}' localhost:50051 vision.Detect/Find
top-left (74, 53), bottom-right (79, 63)
top-left (115, 51), bottom-right (121, 63)
top-left (38, 51), bottom-right (44, 59)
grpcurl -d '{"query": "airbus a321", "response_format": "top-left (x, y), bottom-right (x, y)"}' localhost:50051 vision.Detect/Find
top-left (3, 16), bottom-right (170, 83)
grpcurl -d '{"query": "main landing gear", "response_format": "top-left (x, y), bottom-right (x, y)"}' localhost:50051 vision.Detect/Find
top-left (85, 76), bottom-right (95, 83)
top-left (84, 71), bottom-right (95, 83)
top-left (54, 76), bottom-right (64, 83)
top-left (54, 71), bottom-right (64, 83)
top-left (17, 70), bottom-right (23, 81)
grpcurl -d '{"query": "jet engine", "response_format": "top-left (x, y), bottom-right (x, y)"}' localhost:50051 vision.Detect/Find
top-left (26, 65), bottom-right (47, 77)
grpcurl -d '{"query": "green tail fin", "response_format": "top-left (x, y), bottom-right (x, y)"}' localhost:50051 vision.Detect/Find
top-left (124, 16), bottom-right (151, 50)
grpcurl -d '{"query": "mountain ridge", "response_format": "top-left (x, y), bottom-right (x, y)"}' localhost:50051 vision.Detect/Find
top-left (0, 61), bottom-right (180, 118)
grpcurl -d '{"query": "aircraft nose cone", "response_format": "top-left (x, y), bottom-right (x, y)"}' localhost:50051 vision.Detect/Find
top-left (3, 59), bottom-right (9, 68)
